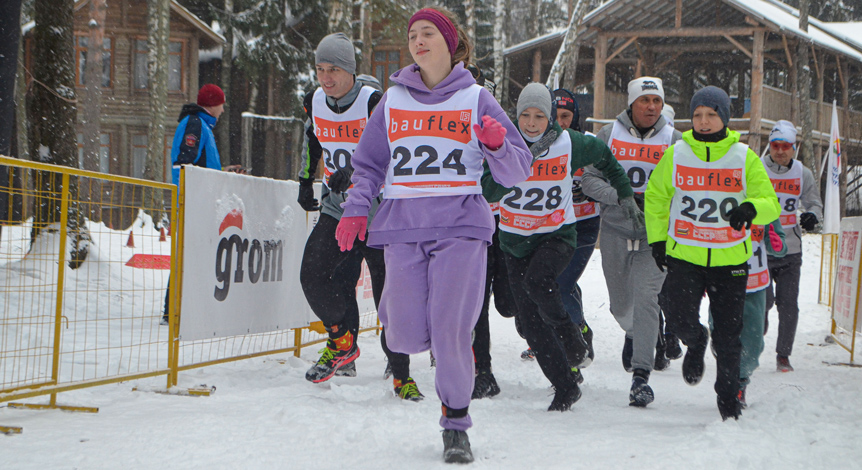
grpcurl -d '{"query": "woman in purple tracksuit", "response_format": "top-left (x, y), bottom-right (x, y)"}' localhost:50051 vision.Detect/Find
top-left (335, 7), bottom-right (531, 464)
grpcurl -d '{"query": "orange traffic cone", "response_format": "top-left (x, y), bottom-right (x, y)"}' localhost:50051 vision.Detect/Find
top-left (159, 227), bottom-right (167, 242)
top-left (126, 231), bottom-right (135, 248)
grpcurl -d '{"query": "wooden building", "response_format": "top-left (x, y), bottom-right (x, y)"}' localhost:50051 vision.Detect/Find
top-left (25, 0), bottom-right (224, 182)
top-left (504, 0), bottom-right (862, 178)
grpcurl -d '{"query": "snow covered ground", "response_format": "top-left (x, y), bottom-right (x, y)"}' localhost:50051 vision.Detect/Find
top-left (2, 233), bottom-right (861, 469)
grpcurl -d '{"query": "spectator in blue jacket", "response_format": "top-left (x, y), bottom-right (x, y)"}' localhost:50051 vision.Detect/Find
top-left (170, 84), bottom-right (225, 187)
top-left (163, 84), bottom-right (226, 325)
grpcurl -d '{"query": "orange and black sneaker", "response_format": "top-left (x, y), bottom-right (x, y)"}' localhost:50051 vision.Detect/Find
top-left (305, 331), bottom-right (360, 383)
top-left (394, 377), bottom-right (424, 401)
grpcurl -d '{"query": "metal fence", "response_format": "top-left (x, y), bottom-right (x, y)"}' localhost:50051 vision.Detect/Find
top-left (0, 156), bottom-right (378, 413)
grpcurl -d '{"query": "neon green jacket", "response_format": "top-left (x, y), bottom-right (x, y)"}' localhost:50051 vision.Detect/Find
top-left (645, 130), bottom-right (780, 267)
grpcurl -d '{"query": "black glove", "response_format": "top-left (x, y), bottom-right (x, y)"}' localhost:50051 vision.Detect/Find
top-left (328, 169), bottom-right (354, 194)
top-left (633, 193), bottom-right (645, 211)
top-left (650, 241), bottom-right (667, 272)
top-left (728, 202), bottom-right (756, 231)
top-left (800, 212), bottom-right (818, 231)
top-left (297, 178), bottom-right (320, 212)
top-left (571, 182), bottom-right (587, 204)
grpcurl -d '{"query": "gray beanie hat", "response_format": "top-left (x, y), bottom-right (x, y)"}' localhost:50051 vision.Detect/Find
top-left (517, 83), bottom-right (553, 119)
top-left (690, 86), bottom-right (731, 126)
top-left (315, 33), bottom-right (356, 75)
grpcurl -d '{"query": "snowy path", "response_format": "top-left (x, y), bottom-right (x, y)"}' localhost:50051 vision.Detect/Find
top-left (2, 234), bottom-right (861, 469)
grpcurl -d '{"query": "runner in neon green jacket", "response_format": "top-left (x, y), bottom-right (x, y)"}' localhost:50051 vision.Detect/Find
top-left (644, 130), bottom-right (780, 266)
top-left (643, 86), bottom-right (780, 422)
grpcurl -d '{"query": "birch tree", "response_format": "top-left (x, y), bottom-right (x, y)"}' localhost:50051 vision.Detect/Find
top-left (218, 0), bottom-right (233, 167)
top-left (492, 0), bottom-right (506, 102)
top-left (546, 0), bottom-right (589, 91)
top-left (797, 0), bottom-right (817, 191)
top-left (145, 0), bottom-right (170, 184)
top-left (80, 0), bottom-right (106, 172)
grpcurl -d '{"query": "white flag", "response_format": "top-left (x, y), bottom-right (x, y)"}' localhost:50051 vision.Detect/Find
top-left (822, 100), bottom-right (842, 234)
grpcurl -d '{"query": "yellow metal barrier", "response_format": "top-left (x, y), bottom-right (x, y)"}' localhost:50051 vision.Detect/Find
top-left (820, 233), bottom-right (839, 306)
top-left (1, 156), bottom-right (379, 411)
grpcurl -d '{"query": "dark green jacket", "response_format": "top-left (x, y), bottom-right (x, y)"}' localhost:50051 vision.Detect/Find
top-left (482, 123), bottom-right (633, 258)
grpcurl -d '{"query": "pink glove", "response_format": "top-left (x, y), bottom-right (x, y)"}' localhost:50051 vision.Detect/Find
top-left (768, 225), bottom-right (783, 252)
top-left (335, 216), bottom-right (367, 252)
top-left (473, 115), bottom-right (507, 151)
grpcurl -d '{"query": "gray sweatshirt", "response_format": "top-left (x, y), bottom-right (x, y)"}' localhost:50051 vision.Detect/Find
top-left (583, 110), bottom-right (682, 240)
top-left (762, 155), bottom-right (823, 255)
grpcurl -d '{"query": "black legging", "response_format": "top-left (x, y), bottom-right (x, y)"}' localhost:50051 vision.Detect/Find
top-left (299, 213), bottom-right (410, 379)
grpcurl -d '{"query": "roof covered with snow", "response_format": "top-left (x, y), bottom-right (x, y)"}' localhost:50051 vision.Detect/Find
top-left (73, 0), bottom-right (225, 46)
top-left (574, 0), bottom-right (862, 63)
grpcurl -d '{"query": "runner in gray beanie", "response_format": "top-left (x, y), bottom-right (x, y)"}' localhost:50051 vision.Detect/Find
top-left (315, 32), bottom-right (356, 74)
top-left (690, 86), bottom-right (730, 127)
top-left (517, 82), bottom-right (554, 120)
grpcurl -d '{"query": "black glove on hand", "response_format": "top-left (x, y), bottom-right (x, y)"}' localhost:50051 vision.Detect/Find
top-left (651, 241), bottom-right (667, 272)
top-left (297, 178), bottom-right (320, 212)
top-left (799, 212), bottom-right (818, 231)
top-left (728, 202), bottom-right (757, 231)
top-left (571, 183), bottom-right (587, 204)
top-left (328, 169), bottom-right (354, 194)
top-left (633, 193), bottom-right (645, 211)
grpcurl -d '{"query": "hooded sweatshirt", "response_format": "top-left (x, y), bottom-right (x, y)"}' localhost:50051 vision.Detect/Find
top-left (583, 109), bottom-right (682, 241)
top-left (342, 63), bottom-right (532, 247)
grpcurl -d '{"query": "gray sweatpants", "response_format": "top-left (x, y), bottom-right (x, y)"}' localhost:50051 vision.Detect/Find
top-left (600, 232), bottom-right (665, 372)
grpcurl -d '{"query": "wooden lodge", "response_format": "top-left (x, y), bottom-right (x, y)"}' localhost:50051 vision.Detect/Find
top-left (503, 0), bottom-right (862, 211)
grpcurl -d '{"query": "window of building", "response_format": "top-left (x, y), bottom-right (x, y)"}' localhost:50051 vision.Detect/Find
top-left (373, 50), bottom-right (400, 89)
top-left (75, 35), bottom-right (113, 88)
top-left (134, 39), bottom-right (184, 92)
top-left (76, 132), bottom-right (111, 173)
top-left (132, 134), bottom-right (148, 179)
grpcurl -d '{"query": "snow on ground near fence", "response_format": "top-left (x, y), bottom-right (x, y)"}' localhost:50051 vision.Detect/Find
top-left (2, 234), bottom-right (861, 469)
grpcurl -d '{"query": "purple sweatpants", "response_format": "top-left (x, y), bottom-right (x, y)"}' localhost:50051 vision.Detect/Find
top-left (379, 237), bottom-right (487, 431)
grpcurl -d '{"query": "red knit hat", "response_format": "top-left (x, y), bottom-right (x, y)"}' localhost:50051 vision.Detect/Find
top-left (197, 84), bottom-right (225, 107)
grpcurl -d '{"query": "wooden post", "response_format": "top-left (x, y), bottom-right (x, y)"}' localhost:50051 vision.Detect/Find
top-left (532, 49), bottom-right (542, 83)
top-left (749, 30), bottom-right (765, 153)
top-left (789, 48), bottom-right (798, 126)
top-left (675, 0), bottom-right (682, 29)
top-left (815, 49), bottom-right (824, 181)
top-left (839, 58), bottom-right (849, 217)
top-left (593, 34), bottom-right (608, 132)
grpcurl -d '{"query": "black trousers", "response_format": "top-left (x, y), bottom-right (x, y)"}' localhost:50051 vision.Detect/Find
top-left (504, 237), bottom-right (578, 391)
top-left (473, 223), bottom-right (518, 371)
top-left (659, 256), bottom-right (748, 399)
top-left (765, 253), bottom-right (802, 356)
top-left (299, 213), bottom-right (409, 380)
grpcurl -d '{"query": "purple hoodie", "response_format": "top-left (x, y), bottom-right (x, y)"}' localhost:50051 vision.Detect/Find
top-left (342, 63), bottom-right (532, 247)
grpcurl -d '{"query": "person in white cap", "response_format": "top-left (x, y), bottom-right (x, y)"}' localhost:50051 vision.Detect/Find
top-left (582, 76), bottom-right (681, 407)
top-left (761, 119), bottom-right (823, 372)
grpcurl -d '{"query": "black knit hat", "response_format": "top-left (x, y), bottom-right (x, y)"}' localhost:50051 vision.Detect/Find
top-left (553, 88), bottom-right (580, 131)
top-left (690, 86), bottom-right (731, 126)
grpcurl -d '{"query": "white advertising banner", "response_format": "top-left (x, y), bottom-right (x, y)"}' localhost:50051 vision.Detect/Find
top-left (832, 217), bottom-right (862, 334)
top-left (179, 167), bottom-right (314, 341)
